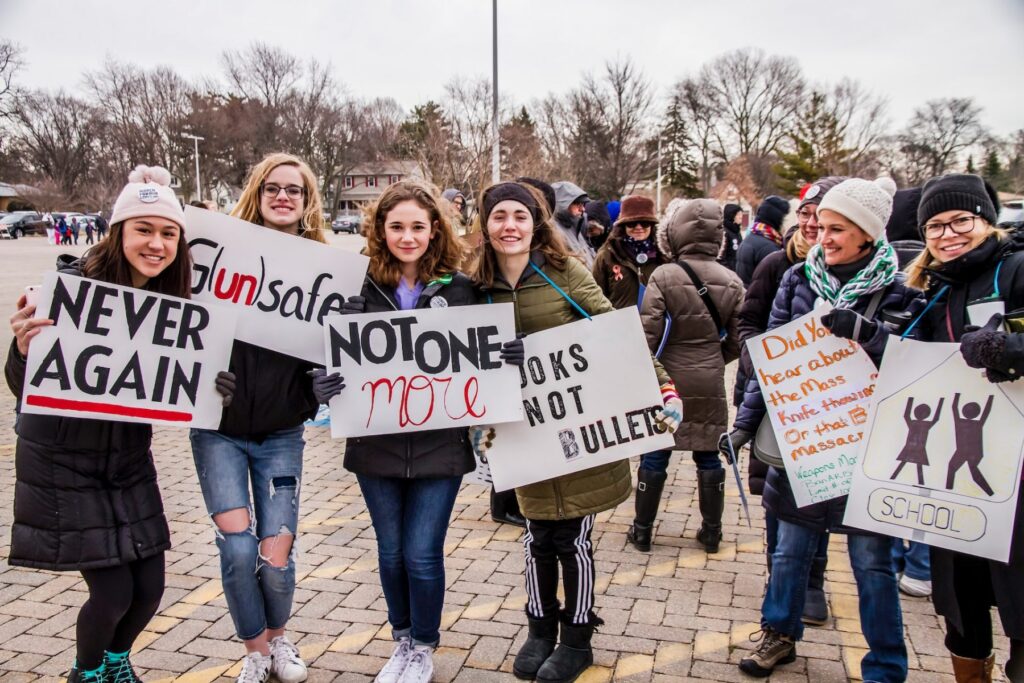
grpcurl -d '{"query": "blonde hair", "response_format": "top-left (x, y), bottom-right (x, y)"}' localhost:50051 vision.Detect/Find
top-left (363, 179), bottom-right (463, 287)
top-left (905, 222), bottom-right (1006, 290)
top-left (232, 152), bottom-right (326, 243)
top-left (786, 228), bottom-right (812, 262)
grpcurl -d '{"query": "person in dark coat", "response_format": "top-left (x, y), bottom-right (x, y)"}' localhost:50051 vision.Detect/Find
top-left (905, 173), bottom-right (1024, 683)
top-left (885, 185), bottom-right (926, 269)
top-left (5, 165), bottom-right (231, 683)
top-left (735, 195), bottom-right (790, 286)
top-left (718, 203), bottom-right (743, 271)
top-left (728, 178), bottom-right (926, 681)
top-left (585, 199), bottom-right (612, 250)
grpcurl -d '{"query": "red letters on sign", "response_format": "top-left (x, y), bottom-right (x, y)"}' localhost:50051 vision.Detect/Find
top-left (362, 375), bottom-right (486, 428)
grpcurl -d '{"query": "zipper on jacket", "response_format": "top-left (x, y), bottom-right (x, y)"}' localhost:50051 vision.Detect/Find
top-left (368, 278), bottom-right (400, 311)
top-left (554, 478), bottom-right (565, 519)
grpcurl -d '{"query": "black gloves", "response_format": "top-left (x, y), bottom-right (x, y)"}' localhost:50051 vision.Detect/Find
top-left (961, 314), bottom-right (1013, 383)
top-left (821, 308), bottom-right (878, 342)
top-left (308, 368), bottom-right (346, 404)
top-left (341, 295), bottom-right (366, 315)
top-left (499, 333), bottom-right (526, 366)
top-left (215, 371), bottom-right (236, 407)
top-left (718, 429), bottom-right (753, 464)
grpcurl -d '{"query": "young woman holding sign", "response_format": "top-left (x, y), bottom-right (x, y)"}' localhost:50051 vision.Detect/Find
top-left (472, 181), bottom-right (682, 683)
top-left (727, 178), bottom-right (925, 680)
top-left (906, 173), bottom-right (1024, 683)
top-left (310, 179), bottom-right (523, 683)
top-left (189, 153), bottom-right (326, 683)
top-left (5, 166), bottom-right (234, 683)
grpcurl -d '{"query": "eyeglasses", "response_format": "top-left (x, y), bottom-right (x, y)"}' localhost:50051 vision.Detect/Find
top-left (922, 215), bottom-right (977, 239)
top-left (622, 222), bottom-right (653, 230)
top-left (796, 209), bottom-right (816, 221)
top-left (261, 183), bottom-right (306, 199)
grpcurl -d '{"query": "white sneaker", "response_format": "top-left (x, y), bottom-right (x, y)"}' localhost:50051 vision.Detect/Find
top-left (269, 635), bottom-right (308, 683)
top-left (375, 638), bottom-right (413, 683)
top-left (237, 652), bottom-right (272, 683)
top-left (397, 644), bottom-right (434, 683)
top-left (898, 574), bottom-right (932, 597)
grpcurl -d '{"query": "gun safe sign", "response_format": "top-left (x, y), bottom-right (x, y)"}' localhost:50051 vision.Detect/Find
top-left (185, 206), bottom-right (369, 363)
top-left (844, 339), bottom-right (1024, 562)
top-left (324, 304), bottom-right (522, 437)
top-left (746, 305), bottom-right (879, 507)
top-left (486, 307), bottom-right (674, 492)
top-left (20, 272), bottom-right (237, 429)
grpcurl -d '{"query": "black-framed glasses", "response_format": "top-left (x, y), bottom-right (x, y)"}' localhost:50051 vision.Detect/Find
top-left (796, 208), bottom-right (816, 220)
top-left (922, 214), bottom-right (977, 239)
top-left (261, 183), bottom-right (306, 199)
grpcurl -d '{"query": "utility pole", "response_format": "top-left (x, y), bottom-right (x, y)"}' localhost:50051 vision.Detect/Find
top-left (182, 133), bottom-right (205, 202)
top-left (491, 0), bottom-right (500, 184)
top-left (656, 137), bottom-right (663, 214)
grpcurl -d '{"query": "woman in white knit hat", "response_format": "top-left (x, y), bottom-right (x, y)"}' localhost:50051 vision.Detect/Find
top-left (729, 177), bottom-right (927, 681)
top-left (5, 165), bottom-right (235, 683)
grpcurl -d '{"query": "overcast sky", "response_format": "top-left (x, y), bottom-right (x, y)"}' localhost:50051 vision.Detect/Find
top-left (3, 0), bottom-right (1022, 135)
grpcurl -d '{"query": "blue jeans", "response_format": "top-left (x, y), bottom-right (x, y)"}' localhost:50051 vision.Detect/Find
top-left (764, 520), bottom-right (907, 682)
top-left (891, 540), bottom-right (931, 581)
top-left (764, 511), bottom-right (829, 566)
top-left (190, 426), bottom-right (304, 640)
top-left (357, 474), bottom-right (462, 648)
top-left (639, 449), bottom-right (721, 472)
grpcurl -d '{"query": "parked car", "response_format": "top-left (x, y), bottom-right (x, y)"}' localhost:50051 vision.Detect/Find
top-left (998, 200), bottom-right (1023, 227)
top-left (0, 211), bottom-right (48, 238)
top-left (332, 212), bottom-right (362, 234)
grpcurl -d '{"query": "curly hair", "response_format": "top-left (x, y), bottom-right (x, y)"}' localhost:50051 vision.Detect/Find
top-left (231, 152), bottom-right (326, 243)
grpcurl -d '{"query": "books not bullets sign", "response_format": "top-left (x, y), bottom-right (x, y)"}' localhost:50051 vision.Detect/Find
top-left (185, 206), bottom-right (369, 364)
top-left (324, 304), bottom-right (523, 438)
top-left (21, 272), bottom-right (237, 429)
top-left (487, 307), bottom-right (674, 492)
top-left (746, 305), bottom-right (879, 507)
top-left (844, 339), bottom-right (1024, 563)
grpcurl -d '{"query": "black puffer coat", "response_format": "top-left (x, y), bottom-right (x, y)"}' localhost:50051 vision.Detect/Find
top-left (5, 262), bottom-right (170, 571)
top-left (735, 233), bottom-right (782, 287)
top-left (217, 342), bottom-right (317, 438)
top-left (734, 261), bottom-right (926, 534)
top-left (342, 273), bottom-right (477, 479)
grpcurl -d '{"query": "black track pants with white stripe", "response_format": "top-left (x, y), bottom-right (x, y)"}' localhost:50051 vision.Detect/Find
top-left (522, 514), bottom-right (596, 625)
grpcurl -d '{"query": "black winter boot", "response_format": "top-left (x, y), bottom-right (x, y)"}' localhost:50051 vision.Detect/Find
top-left (802, 554), bottom-right (830, 626)
top-left (513, 615), bottom-right (558, 680)
top-left (696, 468), bottom-right (725, 553)
top-left (491, 488), bottom-right (526, 527)
top-left (536, 619), bottom-right (597, 683)
top-left (66, 661), bottom-right (106, 683)
top-left (626, 470), bottom-right (667, 552)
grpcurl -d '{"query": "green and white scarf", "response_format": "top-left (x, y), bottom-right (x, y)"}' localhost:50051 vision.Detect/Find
top-left (803, 241), bottom-right (898, 309)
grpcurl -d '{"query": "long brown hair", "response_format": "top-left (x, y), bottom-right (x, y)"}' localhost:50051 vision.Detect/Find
top-left (232, 152), bottom-right (327, 243)
top-left (364, 179), bottom-right (462, 286)
top-left (83, 220), bottom-right (193, 297)
top-left (905, 223), bottom-right (1007, 290)
top-left (473, 183), bottom-right (570, 288)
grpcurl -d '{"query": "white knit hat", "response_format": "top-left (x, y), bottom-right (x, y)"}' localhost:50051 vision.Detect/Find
top-left (816, 176), bottom-right (897, 243)
top-left (109, 165), bottom-right (186, 229)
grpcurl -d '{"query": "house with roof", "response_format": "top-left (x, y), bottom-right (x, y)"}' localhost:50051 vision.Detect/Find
top-left (331, 160), bottom-right (424, 213)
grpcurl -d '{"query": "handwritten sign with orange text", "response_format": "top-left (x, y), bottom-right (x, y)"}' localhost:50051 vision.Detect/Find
top-left (747, 305), bottom-right (878, 507)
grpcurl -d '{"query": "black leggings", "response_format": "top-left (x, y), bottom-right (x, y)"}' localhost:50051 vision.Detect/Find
top-left (77, 553), bottom-right (165, 669)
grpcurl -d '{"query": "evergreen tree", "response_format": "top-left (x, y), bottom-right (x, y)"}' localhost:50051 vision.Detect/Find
top-left (659, 94), bottom-right (700, 196)
top-left (965, 155), bottom-right (976, 174)
top-left (982, 148), bottom-right (1005, 190)
top-left (774, 91), bottom-right (851, 195)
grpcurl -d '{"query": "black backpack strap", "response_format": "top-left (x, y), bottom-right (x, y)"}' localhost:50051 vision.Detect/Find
top-left (676, 261), bottom-right (727, 341)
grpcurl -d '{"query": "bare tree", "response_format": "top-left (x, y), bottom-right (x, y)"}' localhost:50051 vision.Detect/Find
top-left (443, 76), bottom-right (506, 195)
top-left (0, 39), bottom-right (24, 105)
top-left (222, 43), bottom-right (301, 110)
top-left (669, 77), bottom-right (723, 195)
top-left (899, 98), bottom-right (988, 182)
top-left (830, 79), bottom-right (889, 176)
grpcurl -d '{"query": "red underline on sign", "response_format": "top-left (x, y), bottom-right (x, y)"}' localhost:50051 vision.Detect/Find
top-left (25, 395), bottom-right (193, 422)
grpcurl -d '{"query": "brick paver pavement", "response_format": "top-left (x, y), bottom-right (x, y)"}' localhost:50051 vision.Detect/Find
top-left (0, 236), bottom-right (1010, 681)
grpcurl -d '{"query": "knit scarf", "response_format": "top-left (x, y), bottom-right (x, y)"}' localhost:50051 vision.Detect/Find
top-left (803, 241), bottom-right (898, 309)
top-left (747, 221), bottom-right (783, 246)
top-left (622, 234), bottom-right (658, 263)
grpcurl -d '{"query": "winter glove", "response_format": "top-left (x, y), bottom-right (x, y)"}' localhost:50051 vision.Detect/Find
top-left (470, 425), bottom-right (496, 456)
top-left (718, 429), bottom-right (754, 464)
top-left (307, 368), bottom-right (346, 404)
top-left (821, 308), bottom-right (878, 342)
top-left (499, 333), bottom-right (526, 367)
top-left (214, 371), bottom-right (236, 407)
top-left (340, 295), bottom-right (366, 315)
top-left (960, 314), bottom-right (1014, 383)
top-left (654, 382), bottom-right (683, 434)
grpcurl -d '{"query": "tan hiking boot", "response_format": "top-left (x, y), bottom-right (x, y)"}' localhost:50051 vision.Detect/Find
top-left (738, 626), bottom-right (796, 677)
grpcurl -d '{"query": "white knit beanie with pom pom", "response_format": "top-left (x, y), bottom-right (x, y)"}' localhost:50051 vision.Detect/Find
top-left (816, 176), bottom-right (897, 243)
top-left (109, 165), bottom-right (186, 229)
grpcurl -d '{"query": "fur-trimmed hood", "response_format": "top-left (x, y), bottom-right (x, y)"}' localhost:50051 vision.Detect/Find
top-left (657, 198), bottom-right (723, 261)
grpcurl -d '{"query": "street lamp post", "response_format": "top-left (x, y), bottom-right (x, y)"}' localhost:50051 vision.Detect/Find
top-left (491, 0), bottom-right (500, 184)
top-left (182, 133), bottom-right (205, 202)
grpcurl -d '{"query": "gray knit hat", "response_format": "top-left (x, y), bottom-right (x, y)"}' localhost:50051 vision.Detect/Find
top-left (816, 177), bottom-right (897, 243)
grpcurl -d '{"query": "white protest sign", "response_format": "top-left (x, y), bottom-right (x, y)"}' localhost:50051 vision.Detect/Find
top-left (185, 206), bottom-right (369, 363)
top-left (324, 303), bottom-right (522, 437)
top-left (487, 307), bottom-right (674, 492)
top-left (21, 272), bottom-right (237, 429)
top-left (746, 305), bottom-right (879, 507)
top-left (844, 339), bottom-right (1024, 562)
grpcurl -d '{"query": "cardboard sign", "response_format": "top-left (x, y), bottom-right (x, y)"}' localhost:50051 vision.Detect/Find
top-left (324, 304), bottom-right (522, 437)
top-left (21, 272), bottom-right (237, 429)
top-left (746, 305), bottom-right (879, 507)
top-left (487, 307), bottom-right (674, 492)
top-left (844, 339), bottom-right (1024, 562)
top-left (185, 206), bottom-right (369, 363)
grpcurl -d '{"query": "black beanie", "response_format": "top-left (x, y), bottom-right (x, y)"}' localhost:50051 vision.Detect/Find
top-left (585, 200), bottom-right (611, 229)
top-left (516, 176), bottom-right (556, 215)
top-left (723, 203), bottom-right (742, 226)
top-left (481, 182), bottom-right (541, 224)
top-left (754, 195), bottom-right (790, 231)
top-left (885, 187), bottom-right (923, 243)
top-left (917, 174), bottom-right (999, 235)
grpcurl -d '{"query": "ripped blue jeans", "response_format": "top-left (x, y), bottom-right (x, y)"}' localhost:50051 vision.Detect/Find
top-left (190, 426), bottom-right (304, 640)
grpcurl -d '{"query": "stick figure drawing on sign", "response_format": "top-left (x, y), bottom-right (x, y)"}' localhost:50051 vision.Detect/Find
top-left (890, 397), bottom-right (944, 485)
top-left (945, 392), bottom-right (995, 496)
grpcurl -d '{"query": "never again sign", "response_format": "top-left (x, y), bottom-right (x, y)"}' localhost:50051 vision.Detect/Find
top-left (21, 272), bottom-right (237, 429)
top-left (324, 303), bottom-right (522, 437)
